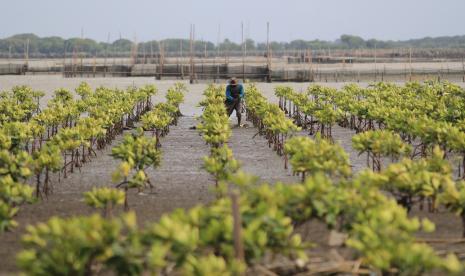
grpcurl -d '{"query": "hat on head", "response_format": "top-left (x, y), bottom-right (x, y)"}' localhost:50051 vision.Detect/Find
top-left (230, 78), bottom-right (238, 86)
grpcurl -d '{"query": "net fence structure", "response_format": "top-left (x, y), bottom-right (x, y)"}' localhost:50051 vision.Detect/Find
top-left (0, 55), bottom-right (464, 82)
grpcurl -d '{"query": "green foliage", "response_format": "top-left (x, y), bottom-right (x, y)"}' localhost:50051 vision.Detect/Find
top-left (440, 181), bottom-right (465, 216)
top-left (381, 147), bottom-right (452, 211)
top-left (182, 254), bottom-right (245, 276)
top-left (198, 84), bottom-right (225, 108)
top-left (203, 145), bottom-right (240, 185)
top-left (352, 130), bottom-right (411, 159)
top-left (247, 84), bottom-right (300, 136)
top-left (32, 145), bottom-right (62, 175)
top-left (166, 83), bottom-right (186, 107)
top-left (111, 129), bottom-right (161, 189)
top-left (0, 122), bottom-right (35, 152)
top-left (346, 199), bottom-right (457, 275)
top-left (197, 85), bottom-right (231, 148)
top-left (51, 88), bottom-right (73, 105)
top-left (0, 85), bottom-right (43, 123)
top-left (17, 212), bottom-right (140, 276)
top-left (0, 83), bottom-right (157, 233)
top-left (17, 186), bottom-right (306, 275)
top-left (0, 149), bottom-right (32, 182)
top-left (75, 82), bottom-right (93, 99)
top-left (285, 135), bottom-right (351, 180)
top-left (0, 175), bottom-right (34, 232)
top-left (439, 180), bottom-right (465, 237)
top-left (84, 187), bottom-right (125, 210)
top-left (141, 109), bottom-right (172, 131)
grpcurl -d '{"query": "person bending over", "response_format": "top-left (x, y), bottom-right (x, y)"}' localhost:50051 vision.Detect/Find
top-left (225, 78), bottom-right (245, 127)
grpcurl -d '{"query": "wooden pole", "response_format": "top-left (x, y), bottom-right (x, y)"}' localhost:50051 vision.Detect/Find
top-left (189, 24), bottom-right (195, 83)
top-left (72, 47), bottom-right (77, 77)
top-left (216, 24), bottom-right (221, 81)
top-left (7, 42), bottom-right (11, 75)
top-left (189, 24), bottom-right (193, 83)
top-left (93, 54), bottom-right (96, 77)
top-left (62, 42), bottom-right (66, 76)
top-left (80, 43), bottom-right (83, 77)
top-left (158, 41), bottom-right (164, 79)
top-left (24, 39), bottom-right (30, 68)
top-left (409, 47), bottom-right (412, 81)
top-left (462, 55), bottom-right (465, 82)
top-left (131, 34), bottom-right (138, 66)
top-left (150, 41), bottom-right (154, 63)
top-left (308, 48), bottom-right (313, 81)
top-left (266, 22), bottom-right (271, 82)
top-left (231, 191), bottom-right (244, 262)
top-left (143, 43), bottom-right (146, 64)
top-left (104, 32), bottom-right (110, 77)
top-left (180, 39), bottom-right (184, 79)
top-left (357, 48), bottom-right (361, 82)
top-left (242, 21), bottom-right (245, 82)
top-left (193, 25), bottom-right (196, 81)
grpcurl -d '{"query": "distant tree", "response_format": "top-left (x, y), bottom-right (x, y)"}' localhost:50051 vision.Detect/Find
top-left (289, 40), bottom-right (308, 50)
top-left (245, 39), bottom-right (256, 51)
top-left (111, 39), bottom-right (133, 53)
top-left (219, 39), bottom-right (241, 52)
top-left (340, 34), bottom-right (366, 48)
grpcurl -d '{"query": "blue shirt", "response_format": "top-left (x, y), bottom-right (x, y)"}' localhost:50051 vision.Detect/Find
top-left (225, 84), bottom-right (245, 101)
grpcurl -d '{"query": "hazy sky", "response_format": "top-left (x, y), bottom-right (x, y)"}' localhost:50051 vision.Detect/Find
top-left (2, 0), bottom-right (464, 43)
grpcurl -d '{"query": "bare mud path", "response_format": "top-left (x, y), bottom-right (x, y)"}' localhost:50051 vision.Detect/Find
top-left (228, 122), bottom-right (299, 184)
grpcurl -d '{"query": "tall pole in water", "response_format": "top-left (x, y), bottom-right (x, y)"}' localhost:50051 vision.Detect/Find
top-left (189, 24), bottom-right (194, 83)
top-left (160, 41), bottom-right (165, 78)
top-left (266, 22), bottom-right (271, 82)
top-left (217, 24), bottom-right (221, 81)
top-left (242, 21), bottom-right (245, 82)
top-left (131, 34), bottom-right (138, 66)
top-left (409, 47), bottom-right (412, 81)
top-left (104, 32), bottom-right (110, 77)
top-left (193, 24), bottom-right (196, 82)
top-left (374, 44), bottom-right (377, 81)
top-left (150, 41), bottom-right (154, 62)
top-left (180, 39), bottom-right (184, 79)
top-left (8, 43), bottom-right (12, 74)
top-left (25, 39), bottom-right (30, 67)
top-left (217, 24), bottom-right (221, 57)
top-left (62, 42), bottom-right (66, 76)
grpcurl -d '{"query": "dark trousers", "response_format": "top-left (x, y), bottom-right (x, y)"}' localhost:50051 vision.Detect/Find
top-left (226, 98), bottom-right (242, 122)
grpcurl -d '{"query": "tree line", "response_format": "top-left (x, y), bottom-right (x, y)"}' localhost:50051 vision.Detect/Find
top-left (1, 33), bottom-right (465, 57)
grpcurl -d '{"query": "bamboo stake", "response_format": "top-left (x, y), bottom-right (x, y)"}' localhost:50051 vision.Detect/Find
top-left (462, 55), bottom-right (465, 82)
top-left (374, 44), bottom-right (377, 81)
top-left (180, 39), bottom-right (184, 79)
top-left (409, 47), bottom-right (412, 81)
top-left (93, 54), bottom-right (96, 77)
top-left (242, 21), bottom-right (245, 82)
top-left (189, 24), bottom-right (194, 83)
top-left (266, 22), bottom-right (271, 82)
top-left (26, 39), bottom-right (30, 66)
top-left (231, 191), bottom-right (244, 262)
top-left (150, 41), bottom-right (154, 63)
top-left (62, 42), bottom-right (66, 76)
top-left (104, 32), bottom-right (110, 77)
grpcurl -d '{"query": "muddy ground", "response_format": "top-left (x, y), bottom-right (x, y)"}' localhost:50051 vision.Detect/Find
top-left (0, 76), bottom-right (464, 274)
